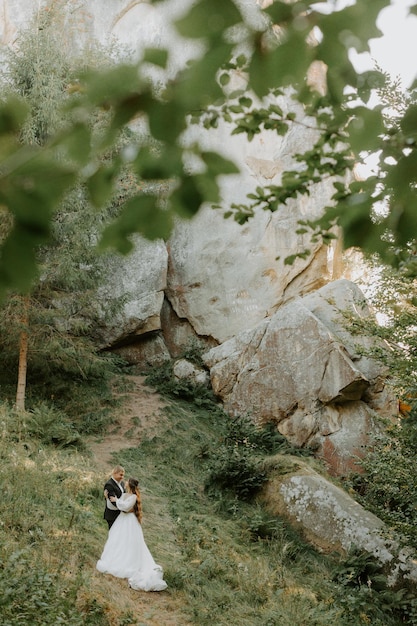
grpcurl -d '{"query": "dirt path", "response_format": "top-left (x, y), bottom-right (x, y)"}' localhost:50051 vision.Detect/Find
top-left (86, 375), bottom-right (192, 626)
top-left (88, 375), bottom-right (167, 471)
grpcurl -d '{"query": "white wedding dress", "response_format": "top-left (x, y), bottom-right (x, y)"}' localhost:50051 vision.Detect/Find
top-left (96, 493), bottom-right (167, 592)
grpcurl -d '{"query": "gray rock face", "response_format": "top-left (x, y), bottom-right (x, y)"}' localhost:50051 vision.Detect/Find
top-left (113, 333), bottom-right (171, 369)
top-left (167, 201), bottom-right (338, 344)
top-left (203, 280), bottom-right (396, 474)
top-left (96, 236), bottom-right (168, 348)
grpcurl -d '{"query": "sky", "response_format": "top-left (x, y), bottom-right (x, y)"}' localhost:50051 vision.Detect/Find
top-left (351, 0), bottom-right (417, 87)
top-left (348, 1), bottom-right (417, 178)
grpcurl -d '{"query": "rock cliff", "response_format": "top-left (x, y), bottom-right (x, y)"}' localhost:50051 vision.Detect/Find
top-left (1, 0), bottom-right (396, 479)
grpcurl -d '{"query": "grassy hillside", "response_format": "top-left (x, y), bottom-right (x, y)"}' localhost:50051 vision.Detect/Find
top-left (0, 374), bottom-right (415, 626)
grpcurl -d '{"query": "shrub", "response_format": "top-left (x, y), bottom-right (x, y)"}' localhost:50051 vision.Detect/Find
top-left (224, 414), bottom-right (310, 455)
top-left (333, 549), bottom-right (417, 625)
top-left (23, 402), bottom-right (82, 448)
top-left (348, 429), bottom-right (417, 551)
top-left (204, 414), bottom-right (314, 502)
top-left (205, 445), bottom-right (268, 500)
top-left (180, 337), bottom-right (207, 368)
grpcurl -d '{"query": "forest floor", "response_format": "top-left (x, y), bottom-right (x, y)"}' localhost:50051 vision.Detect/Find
top-left (86, 375), bottom-right (192, 626)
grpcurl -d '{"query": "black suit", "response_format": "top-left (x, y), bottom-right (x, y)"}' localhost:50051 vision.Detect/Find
top-left (103, 477), bottom-right (125, 528)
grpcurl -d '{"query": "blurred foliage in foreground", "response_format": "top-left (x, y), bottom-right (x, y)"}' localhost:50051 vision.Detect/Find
top-left (1, 0), bottom-right (417, 299)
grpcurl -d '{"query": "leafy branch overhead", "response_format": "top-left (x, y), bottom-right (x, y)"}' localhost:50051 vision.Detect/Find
top-left (1, 0), bottom-right (417, 295)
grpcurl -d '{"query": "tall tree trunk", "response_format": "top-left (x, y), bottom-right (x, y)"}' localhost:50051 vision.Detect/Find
top-left (16, 295), bottom-right (29, 411)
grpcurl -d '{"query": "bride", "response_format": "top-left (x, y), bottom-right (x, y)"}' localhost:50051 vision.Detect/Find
top-left (96, 477), bottom-right (167, 592)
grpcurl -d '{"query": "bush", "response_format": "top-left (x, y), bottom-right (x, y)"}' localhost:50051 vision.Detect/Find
top-left (333, 549), bottom-right (417, 625)
top-left (348, 429), bottom-right (417, 551)
top-left (204, 414), bottom-right (313, 502)
top-left (224, 414), bottom-right (309, 455)
top-left (205, 445), bottom-right (268, 500)
top-left (24, 403), bottom-right (82, 448)
top-left (181, 337), bottom-right (208, 368)
top-left (241, 506), bottom-right (288, 541)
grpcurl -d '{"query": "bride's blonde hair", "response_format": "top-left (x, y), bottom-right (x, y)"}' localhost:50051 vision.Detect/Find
top-left (128, 478), bottom-right (142, 524)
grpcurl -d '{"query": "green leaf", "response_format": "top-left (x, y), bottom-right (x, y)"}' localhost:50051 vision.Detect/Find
top-left (100, 194), bottom-right (173, 252)
top-left (336, 194), bottom-right (385, 254)
top-left (58, 122), bottom-right (91, 165)
top-left (201, 151), bottom-right (239, 175)
top-left (357, 69), bottom-right (386, 103)
top-left (389, 194), bottom-right (417, 246)
top-left (249, 32), bottom-right (311, 97)
top-left (265, 1), bottom-right (316, 24)
top-left (387, 149), bottom-right (417, 189)
top-left (79, 64), bottom-right (142, 107)
top-left (348, 107), bottom-right (385, 154)
top-left (219, 72), bottom-right (231, 86)
top-left (0, 226), bottom-right (41, 293)
top-left (318, 1), bottom-right (389, 55)
top-left (109, 92), bottom-right (152, 140)
top-left (134, 145), bottom-right (183, 179)
top-left (400, 104), bottom-right (417, 136)
top-left (284, 251), bottom-right (310, 265)
top-left (317, 45), bottom-right (357, 102)
top-left (176, 43), bottom-right (233, 109)
top-left (0, 156), bottom-right (75, 227)
top-left (315, 1), bottom-right (389, 99)
top-left (174, 0), bottom-right (242, 39)
top-left (194, 173), bottom-right (221, 203)
top-left (170, 175), bottom-right (205, 218)
top-left (147, 99), bottom-right (187, 143)
top-left (238, 97), bottom-right (252, 108)
top-left (2, 187), bottom-right (51, 230)
top-left (0, 96), bottom-right (28, 134)
top-left (87, 165), bottom-right (116, 208)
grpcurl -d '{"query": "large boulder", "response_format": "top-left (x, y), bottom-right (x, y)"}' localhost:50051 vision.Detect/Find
top-left (203, 279), bottom-right (396, 474)
top-left (112, 333), bottom-right (171, 369)
top-left (263, 459), bottom-right (417, 586)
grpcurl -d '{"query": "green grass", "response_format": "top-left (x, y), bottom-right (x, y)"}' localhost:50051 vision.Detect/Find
top-left (0, 382), bottom-right (416, 626)
top-left (115, 397), bottom-right (417, 626)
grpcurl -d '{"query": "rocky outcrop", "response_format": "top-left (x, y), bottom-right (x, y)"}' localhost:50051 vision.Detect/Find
top-left (4, 0), bottom-right (397, 477)
top-left (203, 280), bottom-right (397, 475)
top-left (167, 201), bottom-right (339, 344)
top-left (167, 89), bottom-right (342, 342)
top-left (112, 333), bottom-right (171, 369)
top-left (263, 459), bottom-right (417, 586)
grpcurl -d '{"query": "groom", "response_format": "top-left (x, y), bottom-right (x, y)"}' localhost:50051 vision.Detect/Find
top-left (103, 465), bottom-right (125, 529)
